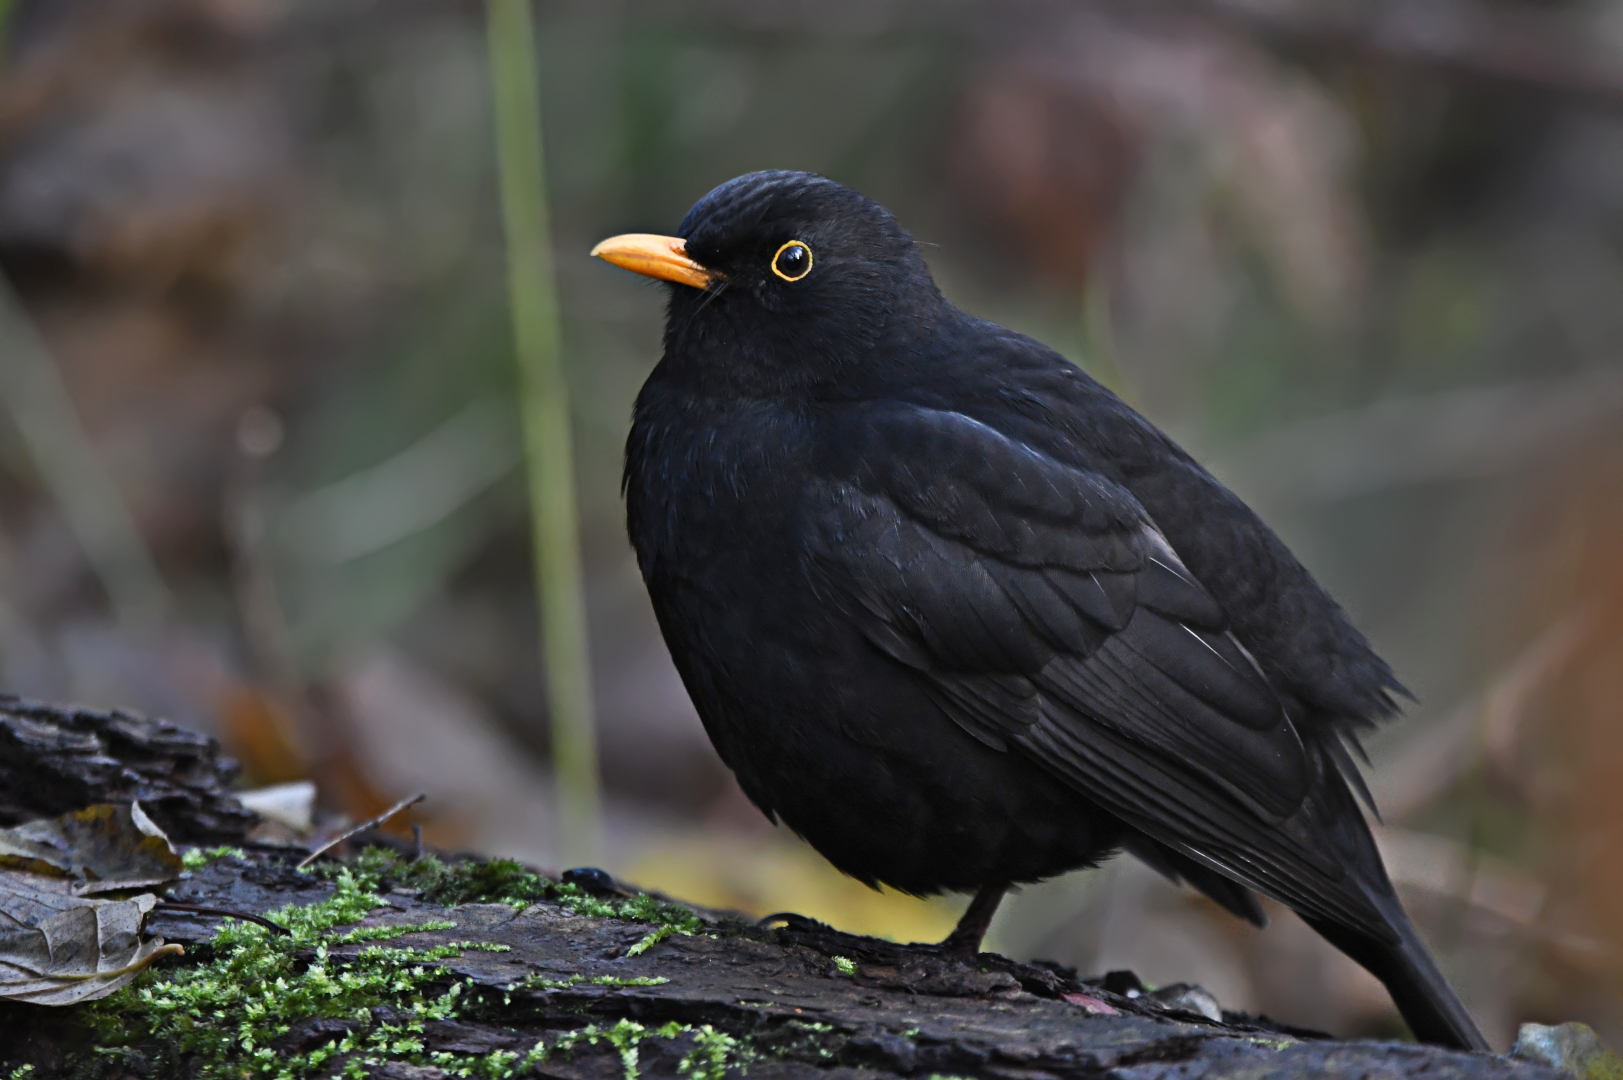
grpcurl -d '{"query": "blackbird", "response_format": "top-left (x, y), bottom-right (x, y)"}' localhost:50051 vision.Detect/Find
top-left (593, 170), bottom-right (1487, 1051)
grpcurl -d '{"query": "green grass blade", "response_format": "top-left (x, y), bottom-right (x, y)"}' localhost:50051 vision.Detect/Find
top-left (0, 280), bottom-right (170, 629)
top-left (485, 0), bottom-right (601, 864)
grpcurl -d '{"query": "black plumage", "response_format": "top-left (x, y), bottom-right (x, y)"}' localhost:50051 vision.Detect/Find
top-left (595, 170), bottom-right (1487, 1051)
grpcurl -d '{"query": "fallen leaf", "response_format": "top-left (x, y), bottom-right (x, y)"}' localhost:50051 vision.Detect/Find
top-left (1513, 1022), bottom-right (1623, 1080)
top-left (1146, 982), bottom-right (1223, 1022)
top-left (0, 869), bottom-right (182, 1004)
top-left (1063, 991), bottom-right (1121, 1015)
top-left (236, 780), bottom-right (316, 832)
top-left (0, 802), bottom-right (184, 893)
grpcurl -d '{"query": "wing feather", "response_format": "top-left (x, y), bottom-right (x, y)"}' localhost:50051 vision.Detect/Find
top-left (806, 402), bottom-right (1393, 938)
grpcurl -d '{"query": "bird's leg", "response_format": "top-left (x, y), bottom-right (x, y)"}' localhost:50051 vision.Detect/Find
top-left (940, 882), bottom-right (1009, 954)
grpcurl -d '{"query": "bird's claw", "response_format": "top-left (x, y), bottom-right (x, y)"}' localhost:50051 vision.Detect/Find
top-left (757, 911), bottom-right (833, 933)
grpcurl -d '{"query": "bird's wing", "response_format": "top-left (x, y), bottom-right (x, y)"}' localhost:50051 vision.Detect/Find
top-left (807, 402), bottom-right (1393, 939)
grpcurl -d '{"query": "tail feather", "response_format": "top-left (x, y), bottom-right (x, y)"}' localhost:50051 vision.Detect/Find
top-left (1303, 897), bottom-right (1489, 1052)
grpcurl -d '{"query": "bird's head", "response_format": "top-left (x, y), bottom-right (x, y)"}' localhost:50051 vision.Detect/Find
top-left (592, 171), bottom-right (946, 396)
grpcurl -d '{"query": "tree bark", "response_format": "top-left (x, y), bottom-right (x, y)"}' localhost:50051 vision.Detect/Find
top-left (0, 695), bottom-right (1561, 1080)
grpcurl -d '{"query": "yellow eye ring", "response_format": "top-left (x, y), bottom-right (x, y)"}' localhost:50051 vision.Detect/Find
top-left (772, 240), bottom-right (813, 282)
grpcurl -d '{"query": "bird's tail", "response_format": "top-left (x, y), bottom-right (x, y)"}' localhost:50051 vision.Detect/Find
top-left (1303, 895), bottom-right (1489, 1052)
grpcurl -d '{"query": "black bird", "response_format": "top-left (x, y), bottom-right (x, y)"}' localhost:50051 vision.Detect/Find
top-left (594, 170), bottom-right (1487, 1051)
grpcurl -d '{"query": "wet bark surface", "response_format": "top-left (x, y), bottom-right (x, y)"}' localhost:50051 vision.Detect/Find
top-left (0, 698), bottom-right (1563, 1080)
top-left (0, 694), bottom-right (256, 842)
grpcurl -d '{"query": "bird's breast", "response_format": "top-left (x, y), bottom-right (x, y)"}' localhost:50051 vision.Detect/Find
top-left (625, 394), bottom-right (817, 604)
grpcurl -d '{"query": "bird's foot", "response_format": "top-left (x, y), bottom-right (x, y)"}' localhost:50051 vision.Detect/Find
top-left (934, 881), bottom-right (1010, 956)
top-left (935, 926), bottom-right (988, 956)
top-left (757, 911), bottom-right (835, 933)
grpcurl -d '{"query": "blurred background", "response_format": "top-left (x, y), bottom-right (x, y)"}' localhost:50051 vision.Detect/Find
top-left (1, 0), bottom-right (1621, 1050)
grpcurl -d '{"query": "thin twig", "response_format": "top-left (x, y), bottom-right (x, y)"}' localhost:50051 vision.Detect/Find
top-left (296, 792), bottom-right (426, 870)
top-left (155, 901), bottom-right (291, 936)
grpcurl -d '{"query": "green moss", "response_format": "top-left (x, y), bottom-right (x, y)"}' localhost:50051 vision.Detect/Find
top-left (180, 845), bottom-right (247, 870)
top-left (752, 1018), bottom-right (841, 1063)
top-left (462, 1018), bottom-right (756, 1080)
top-left (83, 866), bottom-right (502, 1078)
top-left (832, 956), bottom-right (856, 975)
top-left (786, 1021), bottom-right (833, 1033)
top-left (627, 924), bottom-right (676, 956)
top-left (341, 848), bottom-right (705, 938)
top-left (671, 1024), bottom-right (752, 1080)
top-left (530, 1016), bottom-right (838, 1079)
top-left (553, 1019), bottom-right (651, 1080)
top-left (510, 972), bottom-right (669, 992)
top-left (75, 848), bottom-right (717, 1078)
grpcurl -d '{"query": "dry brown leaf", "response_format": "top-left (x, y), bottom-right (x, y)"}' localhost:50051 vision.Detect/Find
top-left (0, 869), bottom-right (182, 1005)
top-left (0, 802), bottom-right (184, 893)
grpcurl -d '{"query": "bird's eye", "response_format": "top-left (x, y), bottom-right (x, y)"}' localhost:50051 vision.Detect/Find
top-left (772, 240), bottom-right (813, 282)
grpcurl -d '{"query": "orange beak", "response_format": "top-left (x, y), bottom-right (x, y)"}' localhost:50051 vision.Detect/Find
top-left (590, 233), bottom-right (715, 289)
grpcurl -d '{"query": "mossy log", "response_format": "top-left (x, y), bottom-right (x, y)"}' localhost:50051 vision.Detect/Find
top-left (0, 694), bottom-right (255, 842)
top-left (0, 696), bottom-right (1562, 1080)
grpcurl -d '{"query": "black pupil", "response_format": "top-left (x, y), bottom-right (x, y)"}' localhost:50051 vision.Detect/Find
top-left (777, 244), bottom-right (808, 277)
